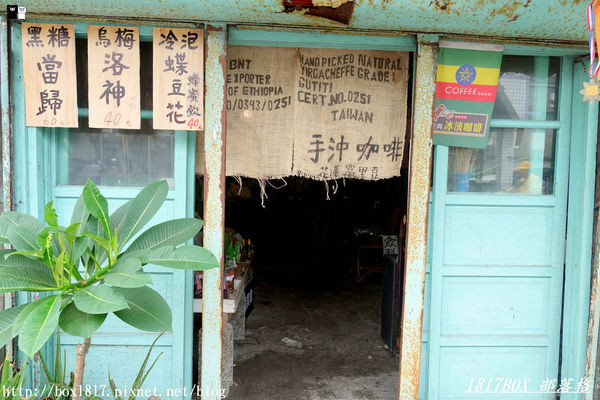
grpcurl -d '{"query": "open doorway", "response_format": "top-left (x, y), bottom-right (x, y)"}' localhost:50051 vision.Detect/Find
top-left (193, 43), bottom-right (413, 399)
top-left (204, 174), bottom-right (409, 400)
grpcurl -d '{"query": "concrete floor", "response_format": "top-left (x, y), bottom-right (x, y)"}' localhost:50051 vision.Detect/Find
top-left (227, 279), bottom-right (399, 400)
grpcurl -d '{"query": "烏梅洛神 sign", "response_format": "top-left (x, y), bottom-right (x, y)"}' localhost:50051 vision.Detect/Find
top-left (153, 28), bottom-right (204, 131)
top-left (21, 23), bottom-right (78, 127)
top-left (88, 25), bottom-right (140, 130)
top-left (432, 41), bottom-right (503, 149)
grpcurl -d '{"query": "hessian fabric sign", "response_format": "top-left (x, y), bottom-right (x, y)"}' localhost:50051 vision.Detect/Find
top-left (197, 46), bottom-right (409, 181)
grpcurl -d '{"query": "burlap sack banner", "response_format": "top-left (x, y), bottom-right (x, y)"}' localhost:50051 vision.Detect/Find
top-left (197, 46), bottom-right (409, 181)
top-left (225, 46), bottom-right (297, 178)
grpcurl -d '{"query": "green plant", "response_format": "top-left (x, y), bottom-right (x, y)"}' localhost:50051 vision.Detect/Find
top-left (107, 333), bottom-right (163, 400)
top-left (38, 331), bottom-right (74, 400)
top-left (0, 358), bottom-right (33, 400)
top-left (0, 180), bottom-right (219, 400)
top-left (224, 233), bottom-right (241, 262)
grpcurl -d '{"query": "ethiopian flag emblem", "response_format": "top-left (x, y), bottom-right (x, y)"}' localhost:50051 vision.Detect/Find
top-left (432, 41), bottom-right (503, 149)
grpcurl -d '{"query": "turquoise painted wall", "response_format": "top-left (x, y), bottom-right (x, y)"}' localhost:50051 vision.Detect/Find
top-left (3, 2), bottom-right (597, 398)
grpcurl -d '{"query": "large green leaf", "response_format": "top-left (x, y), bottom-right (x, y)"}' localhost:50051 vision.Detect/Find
top-left (59, 302), bottom-right (106, 337)
top-left (116, 181), bottom-right (168, 251)
top-left (8, 226), bottom-right (39, 252)
top-left (0, 304), bottom-right (27, 348)
top-left (0, 222), bottom-right (10, 244)
top-left (113, 286), bottom-right (172, 332)
top-left (12, 299), bottom-right (43, 336)
top-left (84, 215), bottom-right (107, 266)
top-left (71, 236), bottom-right (88, 265)
top-left (0, 252), bottom-right (57, 292)
top-left (126, 218), bottom-right (203, 253)
top-left (63, 222), bottom-right (81, 239)
top-left (73, 285), bottom-right (129, 314)
top-left (83, 180), bottom-right (110, 237)
top-left (44, 201), bottom-right (58, 227)
top-left (1, 211), bottom-right (44, 249)
top-left (104, 258), bottom-right (151, 288)
top-left (18, 294), bottom-right (62, 358)
top-left (70, 195), bottom-right (90, 236)
top-left (0, 250), bottom-right (55, 271)
top-left (1, 211), bottom-right (45, 234)
top-left (109, 200), bottom-right (132, 240)
top-left (84, 232), bottom-right (112, 253)
top-left (36, 226), bottom-right (60, 247)
top-left (140, 245), bottom-right (219, 270)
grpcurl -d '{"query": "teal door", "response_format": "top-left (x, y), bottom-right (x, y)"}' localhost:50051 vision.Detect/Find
top-left (11, 22), bottom-right (196, 396)
top-left (424, 55), bottom-right (573, 399)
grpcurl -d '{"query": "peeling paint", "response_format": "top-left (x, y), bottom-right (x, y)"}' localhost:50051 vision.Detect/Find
top-left (312, 0), bottom-right (352, 7)
top-left (282, 0), bottom-right (355, 24)
top-left (18, 0), bottom-right (590, 43)
top-left (429, 0), bottom-right (455, 12)
top-left (201, 24), bottom-right (227, 400)
top-left (1, 16), bottom-right (12, 215)
top-left (487, 1), bottom-right (528, 21)
top-left (398, 36), bottom-right (437, 400)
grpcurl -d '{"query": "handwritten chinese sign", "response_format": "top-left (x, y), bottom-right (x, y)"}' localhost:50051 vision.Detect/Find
top-left (88, 25), bottom-right (140, 129)
top-left (200, 46), bottom-right (409, 180)
top-left (21, 23), bottom-right (77, 127)
top-left (293, 48), bottom-right (408, 180)
top-left (432, 41), bottom-right (503, 149)
top-left (153, 28), bottom-right (204, 130)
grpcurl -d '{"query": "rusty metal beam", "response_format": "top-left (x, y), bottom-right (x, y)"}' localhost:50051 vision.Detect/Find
top-left (14, 0), bottom-right (592, 44)
top-left (587, 211), bottom-right (600, 400)
top-left (397, 34), bottom-right (437, 400)
top-left (201, 24), bottom-right (227, 400)
top-left (1, 16), bottom-right (12, 215)
top-left (0, 14), bottom-right (15, 363)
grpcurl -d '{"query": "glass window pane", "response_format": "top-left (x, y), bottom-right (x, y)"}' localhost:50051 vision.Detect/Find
top-left (56, 117), bottom-right (174, 187)
top-left (492, 56), bottom-right (560, 120)
top-left (447, 128), bottom-right (556, 195)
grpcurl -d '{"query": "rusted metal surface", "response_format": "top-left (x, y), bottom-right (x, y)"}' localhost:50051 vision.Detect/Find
top-left (17, 0), bottom-right (590, 44)
top-left (397, 34), bottom-right (437, 400)
top-left (588, 241), bottom-right (600, 400)
top-left (587, 119), bottom-right (600, 400)
top-left (282, 0), bottom-right (355, 25)
top-left (1, 15), bottom-right (11, 214)
top-left (0, 15), bottom-right (15, 364)
top-left (201, 24), bottom-right (227, 400)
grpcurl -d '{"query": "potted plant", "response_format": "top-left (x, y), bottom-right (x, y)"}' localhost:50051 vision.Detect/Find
top-left (0, 180), bottom-right (219, 400)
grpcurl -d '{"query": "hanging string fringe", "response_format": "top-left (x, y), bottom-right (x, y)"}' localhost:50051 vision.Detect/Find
top-left (233, 175), bottom-right (243, 195)
top-left (258, 179), bottom-right (268, 208)
top-left (267, 178), bottom-right (288, 190)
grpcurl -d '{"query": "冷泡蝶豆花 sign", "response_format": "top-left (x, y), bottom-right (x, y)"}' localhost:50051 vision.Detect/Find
top-left (21, 23), bottom-right (78, 127)
top-left (432, 41), bottom-right (503, 149)
top-left (153, 28), bottom-right (204, 131)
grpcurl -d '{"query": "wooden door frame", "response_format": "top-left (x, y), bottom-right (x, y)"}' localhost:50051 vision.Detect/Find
top-left (414, 45), bottom-right (599, 400)
top-left (565, 59), bottom-right (599, 400)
